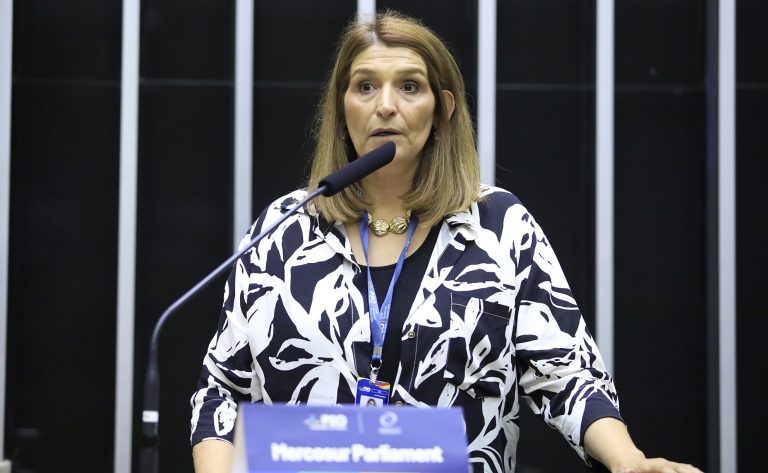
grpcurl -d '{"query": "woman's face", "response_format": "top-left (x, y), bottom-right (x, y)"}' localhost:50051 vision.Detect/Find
top-left (343, 44), bottom-right (436, 166)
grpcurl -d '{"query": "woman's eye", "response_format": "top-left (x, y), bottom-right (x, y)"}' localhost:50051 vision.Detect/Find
top-left (358, 82), bottom-right (374, 93)
top-left (402, 81), bottom-right (419, 93)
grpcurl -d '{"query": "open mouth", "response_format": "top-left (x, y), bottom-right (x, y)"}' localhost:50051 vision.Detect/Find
top-left (371, 130), bottom-right (399, 137)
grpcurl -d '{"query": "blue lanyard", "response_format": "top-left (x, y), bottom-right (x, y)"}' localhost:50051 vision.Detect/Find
top-left (359, 212), bottom-right (417, 373)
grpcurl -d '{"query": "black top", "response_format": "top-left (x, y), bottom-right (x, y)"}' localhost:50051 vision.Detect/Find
top-left (358, 224), bottom-right (441, 385)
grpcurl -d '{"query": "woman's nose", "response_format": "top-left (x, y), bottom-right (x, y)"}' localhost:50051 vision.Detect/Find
top-left (376, 87), bottom-right (397, 118)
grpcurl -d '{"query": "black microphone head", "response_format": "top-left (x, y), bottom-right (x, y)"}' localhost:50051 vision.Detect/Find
top-left (318, 141), bottom-right (396, 196)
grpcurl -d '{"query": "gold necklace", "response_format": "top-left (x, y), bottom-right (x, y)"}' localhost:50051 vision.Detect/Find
top-left (367, 209), bottom-right (412, 237)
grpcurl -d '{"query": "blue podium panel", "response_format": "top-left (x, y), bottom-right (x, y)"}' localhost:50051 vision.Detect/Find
top-left (232, 403), bottom-right (469, 473)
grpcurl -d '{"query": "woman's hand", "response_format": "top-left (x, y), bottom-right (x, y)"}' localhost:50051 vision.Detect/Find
top-left (584, 417), bottom-right (703, 473)
top-left (609, 457), bottom-right (703, 473)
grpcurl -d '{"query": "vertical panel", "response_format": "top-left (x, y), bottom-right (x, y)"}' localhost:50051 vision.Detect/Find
top-left (115, 1), bottom-right (140, 472)
top-left (595, 0), bottom-right (614, 371)
top-left (736, 1), bottom-right (768, 469)
top-left (477, 0), bottom-right (496, 186)
top-left (0, 0), bottom-right (12, 462)
top-left (357, 0), bottom-right (376, 21)
top-left (234, 0), bottom-right (253, 248)
top-left (718, 1), bottom-right (736, 472)
top-left (8, 1), bottom-right (121, 472)
top-left (614, 1), bottom-right (707, 468)
top-left (133, 2), bottom-right (236, 471)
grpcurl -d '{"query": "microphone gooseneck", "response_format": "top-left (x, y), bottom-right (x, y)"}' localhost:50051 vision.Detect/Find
top-left (140, 141), bottom-right (396, 473)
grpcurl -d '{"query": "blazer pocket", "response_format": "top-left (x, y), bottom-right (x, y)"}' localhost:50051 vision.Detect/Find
top-left (443, 293), bottom-right (513, 398)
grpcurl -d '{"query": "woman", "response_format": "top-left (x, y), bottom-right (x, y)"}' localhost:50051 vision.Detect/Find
top-left (191, 11), bottom-right (702, 473)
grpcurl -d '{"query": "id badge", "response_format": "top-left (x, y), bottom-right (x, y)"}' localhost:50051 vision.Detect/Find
top-left (355, 378), bottom-right (390, 407)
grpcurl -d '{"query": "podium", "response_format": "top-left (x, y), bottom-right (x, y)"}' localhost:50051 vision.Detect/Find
top-left (232, 403), bottom-right (470, 473)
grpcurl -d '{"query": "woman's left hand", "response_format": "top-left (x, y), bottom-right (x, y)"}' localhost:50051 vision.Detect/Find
top-left (583, 418), bottom-right (704, 473)
top-left (610, 457), bottom-right (703, 473)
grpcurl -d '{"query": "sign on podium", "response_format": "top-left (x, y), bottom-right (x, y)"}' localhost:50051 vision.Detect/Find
top-left (232, 403), bottom-right (469, 473)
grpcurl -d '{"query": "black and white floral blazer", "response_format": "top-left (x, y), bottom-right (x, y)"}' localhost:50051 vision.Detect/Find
top-left (190, 185), bottom-right (621, 473)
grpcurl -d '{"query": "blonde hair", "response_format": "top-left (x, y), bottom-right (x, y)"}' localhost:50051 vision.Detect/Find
top-left (307, 11), bottom-right (480, 227)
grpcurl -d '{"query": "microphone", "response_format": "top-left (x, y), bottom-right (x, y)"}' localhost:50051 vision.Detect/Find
top-left (319, 141), bottom-right (395, 195)
top-left (139, 142), bottom-right (395, 473)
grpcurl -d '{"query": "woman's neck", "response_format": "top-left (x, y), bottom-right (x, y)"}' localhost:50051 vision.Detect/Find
top-left (361, 162), bottom-right (416, 217)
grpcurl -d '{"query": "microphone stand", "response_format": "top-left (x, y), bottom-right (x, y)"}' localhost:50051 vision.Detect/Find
top-left (139, 187), bottom-right (325, 473)
top-left (139, 140), bottom-right (395, 473)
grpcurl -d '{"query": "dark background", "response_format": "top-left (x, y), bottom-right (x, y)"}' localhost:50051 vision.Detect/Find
top-left (4, 1), bottom-right (765, 472)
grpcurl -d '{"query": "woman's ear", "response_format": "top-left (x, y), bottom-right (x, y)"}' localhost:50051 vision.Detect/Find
top-left (441, 90), bottom-right (455, 119)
